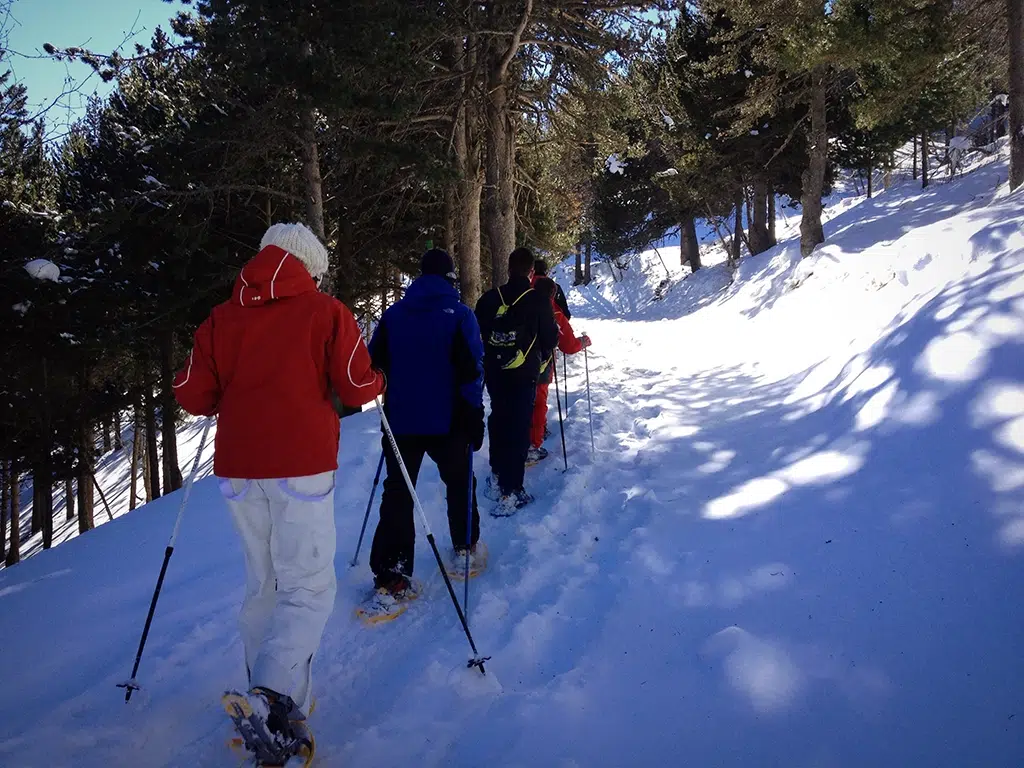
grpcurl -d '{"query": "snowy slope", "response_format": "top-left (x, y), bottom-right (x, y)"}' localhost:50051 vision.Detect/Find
top-left (3, 421), bottom-right (219, 565)
top-left (1, 147), bottom-right (1023, 768)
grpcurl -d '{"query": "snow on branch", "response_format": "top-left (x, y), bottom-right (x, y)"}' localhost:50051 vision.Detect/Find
top-left (24, 259), bottom-right (61, 282)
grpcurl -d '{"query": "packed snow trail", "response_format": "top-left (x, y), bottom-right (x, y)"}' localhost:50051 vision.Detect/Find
top-left (1, 147), bottom-right (1023, 767)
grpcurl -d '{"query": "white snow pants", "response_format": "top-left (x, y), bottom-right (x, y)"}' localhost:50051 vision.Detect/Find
top-left (220, 471), bottom-right (337, 715)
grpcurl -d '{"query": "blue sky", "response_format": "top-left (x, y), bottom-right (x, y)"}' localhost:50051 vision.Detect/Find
top-left (4, 0), bottom-right (178, 131)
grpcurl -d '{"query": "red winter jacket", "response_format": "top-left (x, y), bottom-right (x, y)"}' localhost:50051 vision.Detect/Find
top-left (539, 302), bottom-right (585, 384)
top-left (173, 245), bottom-right (384, 479)
top-left (555, 307), bottom-right (584, 356)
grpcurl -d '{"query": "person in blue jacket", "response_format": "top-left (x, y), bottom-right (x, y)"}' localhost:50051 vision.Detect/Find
top-left (367, 248), bottom-right (486, 598)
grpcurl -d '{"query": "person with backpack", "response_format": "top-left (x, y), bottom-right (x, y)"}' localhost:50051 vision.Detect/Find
top-left (533, 258), bottom-right (572, 319)
top-left (528, 277), bottom-right (591, 463)
top-left (364, 248), bottom-right (486, 602)
top-left (475, 247), bottom-right (559, 515)
top-left (173, 222), bottom-right (385, 762)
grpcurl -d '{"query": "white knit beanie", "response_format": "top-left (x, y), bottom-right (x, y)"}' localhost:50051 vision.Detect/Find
top-left (260, 222), bottom-right (329, 278)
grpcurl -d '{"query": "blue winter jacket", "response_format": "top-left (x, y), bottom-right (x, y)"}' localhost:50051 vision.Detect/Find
top-left (368, 274), bottom-right (484, 436)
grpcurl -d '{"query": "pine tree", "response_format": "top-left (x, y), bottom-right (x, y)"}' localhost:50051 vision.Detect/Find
top-left (1009, 0), bottom-right (1024, 190)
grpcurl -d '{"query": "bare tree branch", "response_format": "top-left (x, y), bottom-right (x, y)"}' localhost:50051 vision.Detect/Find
top-left (498, 0), bottom-right (535, 80)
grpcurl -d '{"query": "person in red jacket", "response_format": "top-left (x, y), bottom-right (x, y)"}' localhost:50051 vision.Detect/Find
top-left (528, 277), bottom-right (591, 462)
top-left (173, 222), bottom-right (384, 744)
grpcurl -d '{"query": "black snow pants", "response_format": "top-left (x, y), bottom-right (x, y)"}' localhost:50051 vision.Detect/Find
top-left (485, 375), bottom-right (537, 496)
top-left (369, 433), bottom-right (480, 585)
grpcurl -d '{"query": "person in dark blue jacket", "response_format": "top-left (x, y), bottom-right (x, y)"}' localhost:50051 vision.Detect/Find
top-left (366, 249), bottom-right (486, 597)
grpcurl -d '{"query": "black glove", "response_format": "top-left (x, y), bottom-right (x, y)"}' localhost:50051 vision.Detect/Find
top-left (453, 399), bottom-right (485, 452)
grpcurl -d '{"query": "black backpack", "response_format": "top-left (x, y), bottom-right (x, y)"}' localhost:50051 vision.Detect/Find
top-left (485, 286), bottom-right (536, 371)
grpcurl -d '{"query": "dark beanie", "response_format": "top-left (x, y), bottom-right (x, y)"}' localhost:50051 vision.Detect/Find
top-left (534, 259), bottom-right (548, 276)
top-left (421, 248), bottom-right (457, 283)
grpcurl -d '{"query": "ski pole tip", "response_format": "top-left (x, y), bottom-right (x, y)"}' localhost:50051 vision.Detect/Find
top-left (117, 678), bottom-right (141, 702)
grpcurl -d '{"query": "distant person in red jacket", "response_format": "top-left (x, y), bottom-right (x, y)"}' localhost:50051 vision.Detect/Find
top-left (533, 258), bottom-right (572, 319)
top-left (528, 277), bottom-right (590, 462)
top-left (173, 222), bottom-right (384, 736)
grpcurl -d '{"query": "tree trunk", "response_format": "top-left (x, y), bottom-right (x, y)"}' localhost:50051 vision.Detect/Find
top-left (300, 103), bottom-right (328, 291)
top-left (144, 378), bottom-right (161, 501)
top-left (31, 484), bottom-right (41, 536)
top-left (35, 460), bottom-right (53, 549)
top-left (89, 465), bottom-right (115, 523)
top-left (768, 192), bottom-right (777, 246)
top-left (457, 165), bottom-right (483, 306)
top-left (334, 217), bottom-right (356, 306)
top-left (454, 43), bottom-right (484, 307)
top-left (574, 243), bottom-right (584, 284)
top-left (680, 214), bottom-right (702, 271)
top-left (731, 188), bottom-right (743, 266)
top-left (749, 176), bottom-right (771, 255)
top-left (142, 430), bottom-right (153, 504)
top-left (913, 135), bottom-right (918, 179)
top-left (443, 185), bottom-right (458, 258)
top-left (31, 357), bottom-right (52, 538)
top-left (921, 129), bottom-right (929, 188)
top-left (866, 165), bottom-right (873, 198)
top-left (129, 400), bottom-right (141, 511)
top-left (102, 420), bottom-right (112, 454)
top-left (483, 75), bottom-right (516, 287)
top-left (77, 421), bottom-right (94, 534)
top-left (1, 460), bottom-right (7, 563)
top-left (584, 237), bottom-right (593, 284)
top-left (480, 2), bottom-right (531, 288)
top-left (6, 461), bottom-right (20, 566)
top-left (160, 331), bottom-right (183, 493)
top-left (1009, 0), bottom-right (1024, 191)
top-left (113, 411), bottom-right (123, 451)
top-left (65, 476), bottom-right (75, 521)
top-left (799, 68), bottom-right (828, 257)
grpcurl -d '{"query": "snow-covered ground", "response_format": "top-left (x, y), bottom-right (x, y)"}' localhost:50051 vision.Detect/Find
top-left (1, 145), bottom-right (1022, 767)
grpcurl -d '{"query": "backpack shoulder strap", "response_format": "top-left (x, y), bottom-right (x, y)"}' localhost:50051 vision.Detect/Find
top-left (510, 288), bottom-right (533, 307)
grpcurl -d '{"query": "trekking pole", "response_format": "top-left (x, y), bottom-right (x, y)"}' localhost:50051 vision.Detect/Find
top-left (553, 356), bottom-right (569, 471)
top-left (118, 416), bottom-right (213, 702)
top-left (584, 344), bottom-right (595, 456)
top-left (373, 398), bottom-right (490, 674)
top-left (464, 446), bottom-right (473, 614)
top-left (350, 450), bottom-right (385, 566)
top-left (562, 350), bottom-right (569, 414)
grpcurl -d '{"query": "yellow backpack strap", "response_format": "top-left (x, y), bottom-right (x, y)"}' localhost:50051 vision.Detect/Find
top-left (510, 288), bottom-right (533, 307)
top-left (502, 335), bottom-right (537, 370)
top-left (525, 336), bottom-right (536, 356)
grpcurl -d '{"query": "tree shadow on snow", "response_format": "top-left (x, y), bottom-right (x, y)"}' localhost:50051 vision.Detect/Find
top-left (539, 247), bottom-right (1024, 766)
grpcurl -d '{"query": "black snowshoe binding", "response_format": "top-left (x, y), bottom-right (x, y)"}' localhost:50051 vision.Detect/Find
top-left (223, 687), bottom-right (313, 766)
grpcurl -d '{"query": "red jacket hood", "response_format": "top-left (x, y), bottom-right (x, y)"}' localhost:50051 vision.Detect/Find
top-left (232, 245), bottom-right (317, 307)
